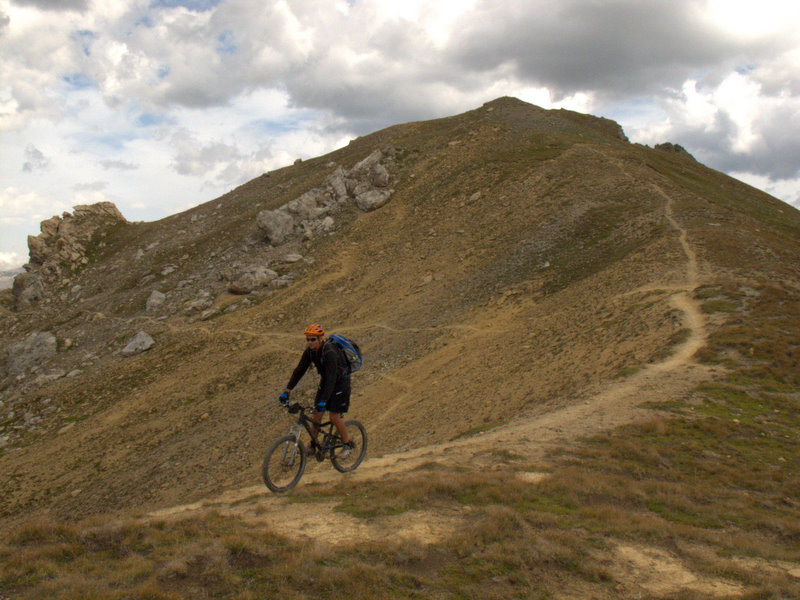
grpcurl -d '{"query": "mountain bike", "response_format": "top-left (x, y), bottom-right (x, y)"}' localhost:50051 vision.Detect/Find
top-left (262, 402), bottom-right (367, 493)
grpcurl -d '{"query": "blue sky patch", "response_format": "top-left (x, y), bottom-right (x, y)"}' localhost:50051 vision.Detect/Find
top-left (135, 14), bottom-right (154, 28)
top-left (73, 132), bottom-right (131, 152)
top-left (63, 73), bottom-right (95, 89)
top-left (601, 98), bottom-right (667, 134)
top-left (150, 0), bottom-right (222, 11)
top-left (249, 115), bottom-right (316, 137)
top-left (71, 29), bottom-right (97, 56)
top-left (217, 30), bottom-right (237, 55)
top-left (137, 112), bottom-right (172, 127)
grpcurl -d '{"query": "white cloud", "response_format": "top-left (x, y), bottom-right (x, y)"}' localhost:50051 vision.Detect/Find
top-left (704, 0), bottom-right (800, 39)
top-left (0, 186), bottom-right (71, 224)
top-left (0, 186), bottom-right (73, 269)
top-left (169, 129), bottom-right (240, 176)
top-left (11, 0), bottom-right (89, 11)
top-left (22, 144), bottom-right (50, 171)
top-left (713, 72), bottom-right (763, 153)
top-left (624, 56), bottom-right (800, 186)
top-left (73, 181), bottom-right (108, 191)
top-left (99, 159), bottom-right (138, 170)
top-left (0, 250), bottom-right (24, 272)
top-left (1, 0), bottom-right (800, 269)
top-left (673, 80), bottom-right (718, 131)
top-left (71, 187), bottom-right (114, 208)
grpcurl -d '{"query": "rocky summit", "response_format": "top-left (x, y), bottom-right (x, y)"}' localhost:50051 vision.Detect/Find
top-left (1, 97), bottom-right (799, 599)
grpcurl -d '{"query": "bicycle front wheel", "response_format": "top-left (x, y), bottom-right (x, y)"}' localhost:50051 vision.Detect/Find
top-left (330, 420), bottom-right (367, 473)
top-left (262, 434), bottom-right (306, 493)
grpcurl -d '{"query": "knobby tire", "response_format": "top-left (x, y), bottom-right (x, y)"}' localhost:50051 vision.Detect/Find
top-left (263, 434), bottom-right (306, 493)
top-left (330, 419), bottom-right (367, 473)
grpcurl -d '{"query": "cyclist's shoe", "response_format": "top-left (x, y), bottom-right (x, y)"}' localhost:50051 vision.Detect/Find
top-left (305, 444), bottom-right (317, 457)
top-left (338, 441), bottom-right (355, 459)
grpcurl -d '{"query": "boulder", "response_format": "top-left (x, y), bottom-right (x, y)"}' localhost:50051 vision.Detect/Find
top-left (350, 150), bottom-right (383, 178)
top-left (256, 209), bottom-right (294, 245)
top-left (352, 180), bottom-right (373, 197)
top-left (326, 168), bottom-right (348, 202)
top-left (199, 308), bottom-right (220, 321)
top-left (228, 267), bottom-right (278, 294)
top-left (122, 331), bottom-right (155, 356)
top-left (27, 235), bottom-right (48, 265)
top-left (228, 272), bottom-right (256, 294)
top-left (355, 189), bottom-right (393, 212)
top-left (6, 331), bottom-right (57, 377)
top-left (285, 190), bottom-right (328, 220)
top-left (39, 216), bottom-right (61, 241)
top-left (184, 293), bottom-right (213, 314)
top-left (319, 216), bottom-right (335, 233)
top-left (146, 290), bottom-right (166, 312)
top-left (11, 271), bottom-right (44, 310)
top-left (370, 163), bottom-right (389, 187)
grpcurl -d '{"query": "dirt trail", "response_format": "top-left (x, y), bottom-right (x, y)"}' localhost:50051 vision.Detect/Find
top-left (144, 180), bottom-right (763, 596)
top-left (151, 181), bottom-right (711, 519)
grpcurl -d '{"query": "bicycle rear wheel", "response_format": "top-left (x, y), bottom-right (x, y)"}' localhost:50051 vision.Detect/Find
top-left (263, 434), bottom-right (306, 493)
top-left (330, 420), bottom-right (367, 473)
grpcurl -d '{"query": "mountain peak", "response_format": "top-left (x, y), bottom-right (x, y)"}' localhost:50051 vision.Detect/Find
top-left (1, 98), bottom-right (798, 530)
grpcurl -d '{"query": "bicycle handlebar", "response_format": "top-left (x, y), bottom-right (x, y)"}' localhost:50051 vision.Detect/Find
top-left (285, 402), bottom-right (315, 415)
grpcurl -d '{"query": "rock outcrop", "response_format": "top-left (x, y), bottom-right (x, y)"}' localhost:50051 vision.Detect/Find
top-left (13, 202), bottom-right (129, 310)
top-left (256, 148), bottom-right (396, 247)
top-left (654, 142), bottom-right (696, 161)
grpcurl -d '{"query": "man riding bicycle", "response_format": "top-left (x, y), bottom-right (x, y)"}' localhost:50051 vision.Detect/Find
top-left (279, 324), bottom-right (354, 458)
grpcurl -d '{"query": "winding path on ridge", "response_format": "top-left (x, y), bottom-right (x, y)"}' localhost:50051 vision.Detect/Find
top-left (151, 180), bottom-right (714, 526)
top-left (138, 153), bottom-right (800, 599)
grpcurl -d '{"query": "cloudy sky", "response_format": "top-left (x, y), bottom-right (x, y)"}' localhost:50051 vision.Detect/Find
top-left (2, 0), bottom-right (800, 273)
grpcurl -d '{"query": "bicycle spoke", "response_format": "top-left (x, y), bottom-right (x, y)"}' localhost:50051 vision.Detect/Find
top-left (263, 435), bottom-right (306, 492)
top-left (331, 420), bottom-right (367, 473)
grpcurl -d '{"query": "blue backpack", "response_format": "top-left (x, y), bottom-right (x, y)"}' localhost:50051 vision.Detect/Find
top-left (328, 333), bottom-right (363, 375)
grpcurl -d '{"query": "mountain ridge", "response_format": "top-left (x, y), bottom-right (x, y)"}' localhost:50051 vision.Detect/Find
top-left (1, 96), bottom-right (800, 598)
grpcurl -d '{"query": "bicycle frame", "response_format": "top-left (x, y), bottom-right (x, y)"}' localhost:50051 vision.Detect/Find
top-left (263, 403), bottom-right (367, 492)
top-left (290, 406), bottom-right (346, 455)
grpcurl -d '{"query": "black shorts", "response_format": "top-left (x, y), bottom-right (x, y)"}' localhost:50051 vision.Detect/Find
top-left (317, 381), bottom-right (351, 414)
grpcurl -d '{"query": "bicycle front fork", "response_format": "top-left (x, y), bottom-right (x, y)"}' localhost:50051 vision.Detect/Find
top-left (288, 423), bottom-right (303, 442)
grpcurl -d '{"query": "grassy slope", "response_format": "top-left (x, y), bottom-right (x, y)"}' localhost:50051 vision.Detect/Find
top-left (2, 98), bottom-right (800, 598)
top-left (1, 99), bottom-right (681, 520)
top-left (2, 295), bottom-right (798, 599)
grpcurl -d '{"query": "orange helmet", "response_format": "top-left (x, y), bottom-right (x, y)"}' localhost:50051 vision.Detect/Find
top-left (303, 323), bottom-right (324, 337)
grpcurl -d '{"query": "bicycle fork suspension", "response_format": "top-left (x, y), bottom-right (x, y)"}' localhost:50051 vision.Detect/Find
top-left (282, 424), bottom-right (304, 464)
top-left (288, 423), bottom-right (303, 441)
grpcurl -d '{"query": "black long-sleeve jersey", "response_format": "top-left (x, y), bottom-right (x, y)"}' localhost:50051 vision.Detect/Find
top-left (286, 340), bottom-right (347, 407)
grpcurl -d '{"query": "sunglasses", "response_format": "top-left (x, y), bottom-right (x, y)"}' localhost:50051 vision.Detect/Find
top-left (306, 337), bottom-right (320, 342)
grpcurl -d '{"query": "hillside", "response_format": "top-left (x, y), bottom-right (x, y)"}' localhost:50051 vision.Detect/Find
top-left (1, 97), bottom-right (800, 599)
